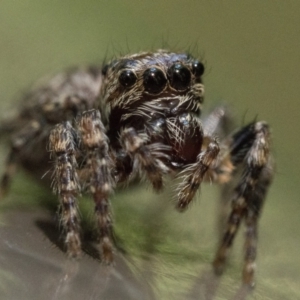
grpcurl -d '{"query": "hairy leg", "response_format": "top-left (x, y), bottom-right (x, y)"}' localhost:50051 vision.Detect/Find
top-left (242, 160), bottom-right (273, 285)
top-left (176, 139), bottom-right (220, 211)
top-left (120, 127), bottom-right (169, 191)
top-left (212, 121), bottom-right (273, 286)
top-left (203, 106), bottom-right (236, 234)
top-left (49, 122), bottom-right (82, 257)
top-left (77, 109), bottom-right (115, 264)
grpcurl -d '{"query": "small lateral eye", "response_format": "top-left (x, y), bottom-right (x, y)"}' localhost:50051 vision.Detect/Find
top-left (143, 67), bottom-right (167, 94)
top-left (192, 61), bottom-right (205, 77)
top-left (167, 63), bottom-right (191, 91)
top-left (119, 69), bottom-right (137, 88)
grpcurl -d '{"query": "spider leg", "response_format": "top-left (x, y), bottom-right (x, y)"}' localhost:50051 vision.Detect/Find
top-left (212, 121), bottom-right (273, 286)
top-left (0, 120), bottom-right (41, 198)
top-left (176, 139), bottom-right (220, 211)
top-left (242, 162), bottom-right (272, 285)
top-left (77, 109), bottom-right (115, 264)
top-left (49, 121), bottom-right (82, 257)
top-left (120, 127), bottom-right (169, 191)
top-left (203, 105), bottom-right (235, 138)
top-left (203, 106), bottom-right (236, 236)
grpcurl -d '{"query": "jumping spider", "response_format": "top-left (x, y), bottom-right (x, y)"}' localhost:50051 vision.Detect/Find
top-left (0, 50), bottom-right (273, 286)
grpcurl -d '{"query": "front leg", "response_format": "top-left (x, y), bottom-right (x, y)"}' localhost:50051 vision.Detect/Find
top-left (166, 113), bottom-right (220, 210)
top-left (176, 140), bottom-right (220, 211)
top-left (49, 122), bottom-right (82, 257)
top-left (76, 109), bottom-right (115, 264)
top-left (120, 127), bottom-right (169, 191)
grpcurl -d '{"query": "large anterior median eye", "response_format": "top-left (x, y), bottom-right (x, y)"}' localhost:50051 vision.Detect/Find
top-left (143, 67), bottom-right (167, 94)
top-left (167, 63), bottom-right (191, 91)
top-left (119, 69), bottom-right (137, 88)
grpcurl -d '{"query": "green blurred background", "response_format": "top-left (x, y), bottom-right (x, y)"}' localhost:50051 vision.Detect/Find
top-left (0, 1), bottom-right (299, 299)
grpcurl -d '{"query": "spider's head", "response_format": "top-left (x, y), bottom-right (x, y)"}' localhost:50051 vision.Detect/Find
top-left (99, 50), bottom-right (205, 130)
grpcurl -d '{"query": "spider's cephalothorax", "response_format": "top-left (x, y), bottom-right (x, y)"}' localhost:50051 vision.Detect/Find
top-left (0, 50), bottom-right (273, 286)
top-left (100, 51), bottom-right (208, 189)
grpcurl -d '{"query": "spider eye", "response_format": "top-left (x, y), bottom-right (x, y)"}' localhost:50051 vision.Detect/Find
top-left (192, 61), bottom-right (205, 77)
top-left (143, 67), bottom-right (167, 94)
top-left (119, 69), bottom-right (137, 88)
top-left (168, 63), bottom-right (191, 91)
